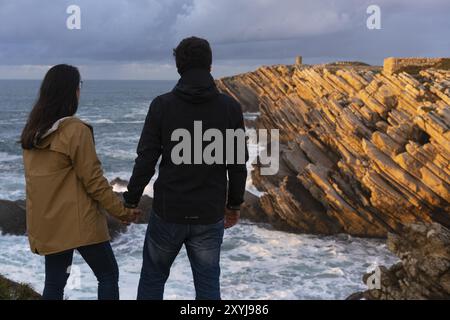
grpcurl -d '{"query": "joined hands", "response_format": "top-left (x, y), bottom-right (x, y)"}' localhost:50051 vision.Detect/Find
top-left (121, 208), bottom-right (143, 225)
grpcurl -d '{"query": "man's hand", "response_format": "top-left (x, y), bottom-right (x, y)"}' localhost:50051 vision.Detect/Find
top-left (224, 208), bottom-right (240, 229)
top-left (121, 208), bottom-right (143, 225)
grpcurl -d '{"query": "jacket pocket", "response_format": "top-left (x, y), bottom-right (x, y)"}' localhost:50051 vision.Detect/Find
top-left (26, 167), bottom-right (78, 248)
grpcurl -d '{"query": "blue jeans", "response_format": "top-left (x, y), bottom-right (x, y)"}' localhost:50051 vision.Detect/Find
top-left (137, 211), bottom-right (224, 300)
top-left (42, 241), bottom-right (119, 300)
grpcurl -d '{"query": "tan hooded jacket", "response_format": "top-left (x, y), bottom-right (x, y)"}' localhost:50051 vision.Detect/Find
top-left (23, 117), bottom-right (131, 255)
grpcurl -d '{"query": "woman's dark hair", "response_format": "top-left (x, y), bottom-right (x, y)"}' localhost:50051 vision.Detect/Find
top-left (173, 37), bottom-right (212, 75)
top-left (21, 64), bottom-right (81, 149)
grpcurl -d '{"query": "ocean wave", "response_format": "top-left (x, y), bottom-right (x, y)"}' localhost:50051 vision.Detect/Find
top-left (86, 119), bottom-right (115, 124)
top-left (0, 223), bottom-right (398, 300)
top-left (87, 120), bottom-right (145, 125)
top-left (109, 172), bottom-right (156, 197)
top-left (0, 152), bottom-right (21, 162)
top-left (114, 121), bottom-right (145, 124)
top-left (244, 112), bottom-right (260, 119)
top-left (0, 172), bottom-right (25, 200)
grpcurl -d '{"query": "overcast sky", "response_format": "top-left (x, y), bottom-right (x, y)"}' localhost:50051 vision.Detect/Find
top-left (0, 0), bottom-right (449, 79)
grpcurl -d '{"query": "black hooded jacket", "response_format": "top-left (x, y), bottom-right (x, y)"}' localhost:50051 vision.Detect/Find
top-left (123, 68), bottom-right (248, 224)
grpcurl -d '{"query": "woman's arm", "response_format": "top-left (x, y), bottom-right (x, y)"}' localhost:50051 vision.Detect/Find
top-left (65, 122), bottom-right (135, 221)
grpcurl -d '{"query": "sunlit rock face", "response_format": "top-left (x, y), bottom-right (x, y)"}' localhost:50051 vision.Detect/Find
top-left (217, 57), bottom-right (450, 237)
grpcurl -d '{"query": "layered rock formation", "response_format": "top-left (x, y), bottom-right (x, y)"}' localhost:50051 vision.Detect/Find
top-left (348, 223), bottom-right (450, 300)
top-left (217, 57), bottom-right (450, 237)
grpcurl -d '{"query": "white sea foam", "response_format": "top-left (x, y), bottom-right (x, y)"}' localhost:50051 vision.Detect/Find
top-left (108, 172), bottom-right (157, 197)
top-left (122, 107), bottom-right (149, 119)
top-left (0, 152), bottom-right (21, 162)
top-left (244, 112), bottom-right (261, 121)
top-left (0, 172), bottom-right (25, 200)
top-left (87, 119), bottom-right (115, 124)
top-left (0, 223), bottom-right (398, 300)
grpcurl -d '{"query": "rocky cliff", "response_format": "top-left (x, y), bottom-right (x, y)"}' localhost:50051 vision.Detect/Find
top-left (0, 274), bottom-right (40, 300)
top-left (217, 57), bottom-right (450, 237)
top-left (348, 223), bottom-right (450, 300)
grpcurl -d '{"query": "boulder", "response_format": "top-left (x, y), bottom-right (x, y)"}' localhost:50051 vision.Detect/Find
top-left (0, 199), bottom-right (26, 235)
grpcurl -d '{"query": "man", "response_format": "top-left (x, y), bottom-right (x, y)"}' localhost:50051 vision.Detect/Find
top-left (123, 37), bottom-right (248, 300)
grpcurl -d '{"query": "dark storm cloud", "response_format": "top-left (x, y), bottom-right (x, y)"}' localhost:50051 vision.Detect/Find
top-left (0, 0), bottom-right (189, 64)
top-left (0, 0), bottom-right (448, 69)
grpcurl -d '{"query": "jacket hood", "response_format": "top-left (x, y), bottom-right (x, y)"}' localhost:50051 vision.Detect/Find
top-left (34, 116), bottom-right (83, 149)
top-left (173, 68), bottom-right (219, 104)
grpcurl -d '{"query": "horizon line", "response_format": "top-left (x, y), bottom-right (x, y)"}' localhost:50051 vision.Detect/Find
top-left (0, 78), bottom-right (179, 81)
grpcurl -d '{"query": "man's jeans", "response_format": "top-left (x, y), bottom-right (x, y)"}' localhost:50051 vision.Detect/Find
top-left (137, 211), bottom-right (224, 300)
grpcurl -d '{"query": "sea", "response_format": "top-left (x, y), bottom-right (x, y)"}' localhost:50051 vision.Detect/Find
top-left (0, 80), bottom-right (398, 299)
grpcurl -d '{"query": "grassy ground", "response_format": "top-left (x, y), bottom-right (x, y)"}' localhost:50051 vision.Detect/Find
top-left (0, 274), bottom-right (41, 300)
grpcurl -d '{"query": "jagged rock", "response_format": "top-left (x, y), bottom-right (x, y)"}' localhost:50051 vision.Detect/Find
top-left (0, 199), bottom-right (26, 235)
top-left (240, 192), bottom-right (265, 222)
top-left (217, 58), bottom-right (450, 237)
top-left (352, 223), bottom-right (450, 300)
top-left (110, 177), bottom-right (129, 187)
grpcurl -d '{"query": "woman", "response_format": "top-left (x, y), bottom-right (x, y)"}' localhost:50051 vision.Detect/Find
top-left (21, 64), bottom-right (140, 300)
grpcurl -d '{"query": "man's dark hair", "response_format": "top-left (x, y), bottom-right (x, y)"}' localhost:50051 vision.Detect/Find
top-left (173, 37), bottom-right (212, 75)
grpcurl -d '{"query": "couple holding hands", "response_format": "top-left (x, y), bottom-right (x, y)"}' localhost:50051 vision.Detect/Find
top-left (21, 37), bottom-right (247, 300)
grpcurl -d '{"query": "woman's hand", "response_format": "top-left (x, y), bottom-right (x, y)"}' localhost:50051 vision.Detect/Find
top-left (121, 208), bottom-right (143, 225)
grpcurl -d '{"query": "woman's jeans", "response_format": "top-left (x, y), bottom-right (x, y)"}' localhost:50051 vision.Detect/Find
top-left (43, 241), bottom-right (119, 300)
top-left (137, 211), bottom-right (225, 300)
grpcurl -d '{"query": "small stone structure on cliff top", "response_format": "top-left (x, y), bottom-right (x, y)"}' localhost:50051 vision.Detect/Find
top-left (217, 57), bottom-right (450, 237)
top-left (384, 57), bottom-right (450, 75)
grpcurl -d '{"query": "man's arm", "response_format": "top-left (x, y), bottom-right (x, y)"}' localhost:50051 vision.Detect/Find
top-left (123, 97), bottom-right (163, 207)
top-left (226, 101), bottom-right (248, 211)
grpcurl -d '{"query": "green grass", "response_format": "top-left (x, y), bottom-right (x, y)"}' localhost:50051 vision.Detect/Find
top-left (0, 274), bottom-right (41, 300)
